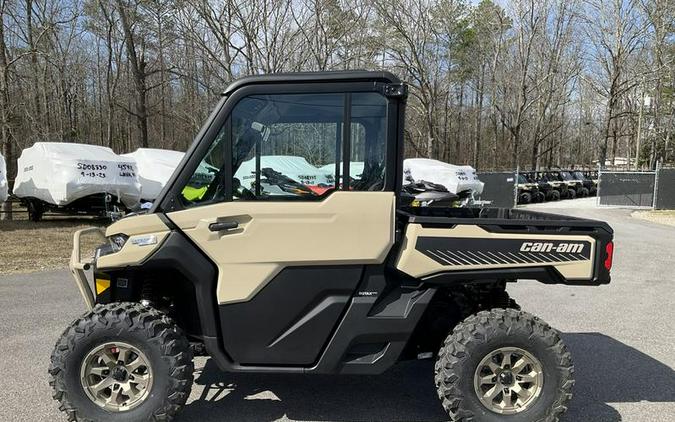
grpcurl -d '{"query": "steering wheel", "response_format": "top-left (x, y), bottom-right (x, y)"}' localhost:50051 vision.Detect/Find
top-left (202, 167), bottom-right (226, 202)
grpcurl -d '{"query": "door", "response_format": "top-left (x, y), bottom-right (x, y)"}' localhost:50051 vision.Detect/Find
top-left (166, 87), bottom-right (397, 365)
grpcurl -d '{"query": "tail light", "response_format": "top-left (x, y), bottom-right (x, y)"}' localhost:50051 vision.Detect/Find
top-left (604, 242), bottom-right (614, 271)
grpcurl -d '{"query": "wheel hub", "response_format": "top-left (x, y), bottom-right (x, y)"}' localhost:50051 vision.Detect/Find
top-left (473, 347), bottom-right (544, 414)
top-left (111, 366), bottom-right (128, 382)
top-left (80, 342), bottom-right (153, 412)
top-left (498, 370), bottom-right (514, 386)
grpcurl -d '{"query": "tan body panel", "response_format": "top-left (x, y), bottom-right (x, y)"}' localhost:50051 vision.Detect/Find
top-left (97, 214), bottom-right (170, 268)
top-left (396, 224), bottom-right (596, 280)
top-left (97, 231), bottom-right (169, 268)
top-left (168, 192), bottom-right (396, 304)
top-left (105, 213), bottom-right (169, 237)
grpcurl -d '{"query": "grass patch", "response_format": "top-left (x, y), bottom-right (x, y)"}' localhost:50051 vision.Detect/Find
top-left (0, 203), bottom-right (106, 275)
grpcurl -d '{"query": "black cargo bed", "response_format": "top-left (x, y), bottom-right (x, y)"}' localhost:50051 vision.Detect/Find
top-left (398, 207), bottom-right (613, 236)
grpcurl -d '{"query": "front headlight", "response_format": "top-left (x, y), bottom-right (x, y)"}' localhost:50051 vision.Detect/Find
top-left (108, 234), bottom-right (129, 253)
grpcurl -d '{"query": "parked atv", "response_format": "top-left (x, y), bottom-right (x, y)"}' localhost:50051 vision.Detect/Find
top-left (522, 172), bottom-right (557, 201)
top-left (516, 174), bottom-right (544, 204)
top-left (53, 71), bottom-right (614, 422)
top-left (572, 170), bottom-right (597, 196)
top-left (541, 171), bottom-right (578, 199)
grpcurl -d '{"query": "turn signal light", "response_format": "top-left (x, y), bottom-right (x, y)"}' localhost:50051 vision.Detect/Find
top-left (604, 242), bottom-right (614, 271)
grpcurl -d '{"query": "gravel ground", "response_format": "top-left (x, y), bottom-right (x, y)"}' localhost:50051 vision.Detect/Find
top-left (632, 210), bottom-right (675, 227)
top-left (0, 207), bottom-right (673, 421)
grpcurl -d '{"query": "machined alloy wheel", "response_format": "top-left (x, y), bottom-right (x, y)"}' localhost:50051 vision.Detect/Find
top-left (50, 302), bottom-right (193, 422)
top-left (473, 347), bottom-right (544, 414)
top-left (80, 342), bottom-right (153, 412)
top-left (435, 308), bottom-right (574, 422)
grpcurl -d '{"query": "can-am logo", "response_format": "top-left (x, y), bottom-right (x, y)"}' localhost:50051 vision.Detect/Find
top-left (520, 242), bottom-right (584, 254)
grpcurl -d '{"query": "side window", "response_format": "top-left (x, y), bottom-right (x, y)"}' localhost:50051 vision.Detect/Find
top-left (180, 128), bottom-right (227, 205)
top-left (349, 93), bottom-right (387, 191)
top-left (232, 93), bottom-right (343, 200)
top-left (177, 90), bottom-right (390, 207)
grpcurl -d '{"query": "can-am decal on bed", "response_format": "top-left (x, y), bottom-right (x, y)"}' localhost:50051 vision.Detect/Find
top-left (520, 242), bottom-right (585, 254)
top-left (416, 237), bottom-right (592, 266)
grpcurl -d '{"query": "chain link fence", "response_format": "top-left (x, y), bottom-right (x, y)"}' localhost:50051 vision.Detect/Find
top-left (597, 171), bottom-right (656, 208)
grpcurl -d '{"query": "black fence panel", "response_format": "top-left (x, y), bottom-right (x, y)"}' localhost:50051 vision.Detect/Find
top-left (476, 172), bottom-right (516, 208)
top-left (655, 168), bottom-right (675, 210)
top-left (599, 172), bottom-right (655, 207)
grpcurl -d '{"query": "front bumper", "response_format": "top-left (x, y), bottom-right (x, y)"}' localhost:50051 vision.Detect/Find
top-left (69, 227), bottom-right (106, 310)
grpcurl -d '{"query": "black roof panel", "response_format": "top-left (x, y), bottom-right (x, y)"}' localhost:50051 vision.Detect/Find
top-left (222, 70), bottom-right (401, 95)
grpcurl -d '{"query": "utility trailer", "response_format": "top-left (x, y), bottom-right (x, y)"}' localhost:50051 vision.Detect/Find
top-left (52, 72), bottom-right (614, 422)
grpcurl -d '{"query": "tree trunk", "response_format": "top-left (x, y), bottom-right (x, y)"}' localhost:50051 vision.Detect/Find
top-left (0, 4), bottom-right (13, 220)
top-left (116, 0), bottom-right (149, 148)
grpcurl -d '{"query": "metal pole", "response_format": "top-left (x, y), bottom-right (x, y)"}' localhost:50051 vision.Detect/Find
top-left (635, 77), bottom-right (645, 170)
top-left (596, 162), bottom-right (602, 207)
top-left (514, 166), bottom-right (519, 208)
top-left (653, 161), bottom-right (661, 209)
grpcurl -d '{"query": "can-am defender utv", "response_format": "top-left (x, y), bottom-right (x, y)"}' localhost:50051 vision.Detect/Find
top-left (525, 171), bottom-right (559, 201)
top-left (51, 72), bottom-right (614, 422)
top-left (516, 174), bottom-right (544, 204)
top-left (573, 170), bottom-right (597, 196)
top-left (540, 171), bottom-right (575, 199)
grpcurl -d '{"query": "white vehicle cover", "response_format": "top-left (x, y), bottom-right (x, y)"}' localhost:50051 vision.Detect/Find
top-left (0, 153), bottom-right (7, 202)
top-left (403, 158), bottom-right (484, 194)
top-left (319, 162), bottom-right (365, 180)
top-left (13, 142), bottom-right (141, 208)
top-left (122, 148), bottom-right (184, 200)
top-left (235, 155), bottom-right (333, 188)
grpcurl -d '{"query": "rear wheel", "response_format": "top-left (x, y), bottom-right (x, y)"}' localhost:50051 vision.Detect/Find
top-left (49, 302), bottom-right (193, 422)
top-left (567, 189), bottom-right (576, 199)
top-left (581, 187), bottom-right (589, 197)
top-left (518, 192), bottom-right (532, 205)
top-left (435, 309), bottom-right (573, 422)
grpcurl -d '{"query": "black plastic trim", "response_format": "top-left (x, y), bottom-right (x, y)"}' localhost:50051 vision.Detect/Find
top-left (422, 267), bottom-right (567, 285)
top-left (221, 71), bottom-right (400, 96)
top-left (218, 266), bottom-right (363, 366)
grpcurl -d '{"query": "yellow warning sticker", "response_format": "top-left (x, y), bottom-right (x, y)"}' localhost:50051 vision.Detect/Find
top-left (95, 278), bottom-right (110, 295)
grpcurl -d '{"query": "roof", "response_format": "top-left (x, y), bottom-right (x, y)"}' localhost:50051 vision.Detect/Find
top-left (222, 70), bottom-right (401, 96)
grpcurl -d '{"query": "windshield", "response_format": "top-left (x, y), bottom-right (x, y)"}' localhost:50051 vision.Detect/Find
top-left (561, 171), bottom-right (573, 180)
top-left (573, 171), bottom-right (586, 180)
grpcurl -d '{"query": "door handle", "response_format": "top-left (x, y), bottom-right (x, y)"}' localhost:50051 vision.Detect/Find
top-left (208, 221), bottom-right (239, 232)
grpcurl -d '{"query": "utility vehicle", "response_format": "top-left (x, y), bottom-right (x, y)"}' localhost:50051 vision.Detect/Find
top-left (51, 71), bottom-right (614, 422)
top-left (540, 171), bottom-right (576, 199)
top-left (516, 174), bottom-right (544, 204)
top-left (573, 170), bottom-right (597, 196)
top-left (523, 171), bottom-right (559, 201)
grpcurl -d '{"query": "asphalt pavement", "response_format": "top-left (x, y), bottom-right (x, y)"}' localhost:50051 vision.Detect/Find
top-left (0, 206), bottom-right (673, 421)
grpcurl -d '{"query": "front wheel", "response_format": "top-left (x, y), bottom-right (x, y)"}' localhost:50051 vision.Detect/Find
top-left (49, 302), bottom-right (194, 422)
top-left (27, 199), bottom-right (44, 221)
top-left (435, 309), bottom-right (573, 422)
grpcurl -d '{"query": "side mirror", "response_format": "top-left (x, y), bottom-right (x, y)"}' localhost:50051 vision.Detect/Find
top-left (251, 121), bottom-right (270, 143)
